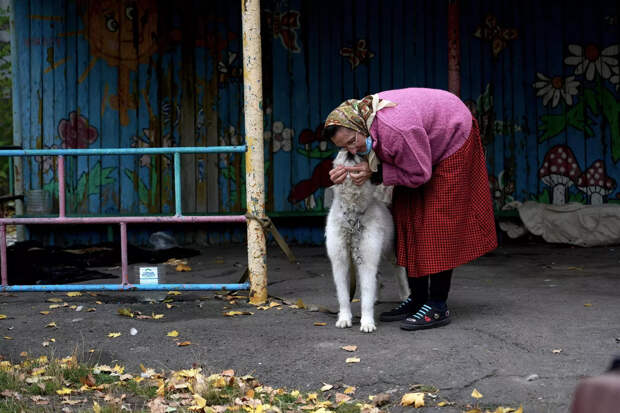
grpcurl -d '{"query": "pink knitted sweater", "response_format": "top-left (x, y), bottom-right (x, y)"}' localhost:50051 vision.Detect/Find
top-left (370, 88), bottom-right (473, 188)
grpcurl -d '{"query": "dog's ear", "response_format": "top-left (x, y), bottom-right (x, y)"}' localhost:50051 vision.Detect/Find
top-left (333, 149), bottom-right (349, 167)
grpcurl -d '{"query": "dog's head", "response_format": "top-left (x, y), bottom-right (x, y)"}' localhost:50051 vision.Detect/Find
top-left (333, 149), bottom-right (364, 168)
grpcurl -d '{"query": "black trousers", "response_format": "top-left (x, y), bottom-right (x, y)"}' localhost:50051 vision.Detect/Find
top-left (407, 269), bottom-right (453, 305)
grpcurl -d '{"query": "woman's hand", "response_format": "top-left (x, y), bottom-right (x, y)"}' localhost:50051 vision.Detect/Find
top-left (329, 165), bottom-right (348, 185)
top-left (347, 161), bottom-right (372, 186)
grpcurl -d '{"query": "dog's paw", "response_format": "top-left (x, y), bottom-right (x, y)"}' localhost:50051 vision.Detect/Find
top-left (335, 317), bottom-right (352, 328)
top-left (360, 320), bottom-right (376, 333)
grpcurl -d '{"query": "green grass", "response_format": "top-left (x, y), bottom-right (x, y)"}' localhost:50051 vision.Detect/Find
top-left (63, 364), bottom-right (91, 385)
top-left (124, 379), bottom-right (158, 399)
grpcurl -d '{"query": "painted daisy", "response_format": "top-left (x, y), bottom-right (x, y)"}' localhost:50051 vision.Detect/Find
top-left (564, 44), bottom-right (618, 81)
top-left (532, 73), bottom-right (580, 107)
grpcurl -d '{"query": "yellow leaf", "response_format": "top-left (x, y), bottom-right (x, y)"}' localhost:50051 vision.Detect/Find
top-left (464, 409), bottom-right (482, 413)
top-left (0, 314), bottom-right (7, 320)
top-left (96, 301), bottom-right (103, 305)
top-left (108, 332), bottom-right (121, 338)
top-left (471, 388), bottom-right (483, 399)
top-left (56, 387), bottom-right (72, 395)
top-left (223, 311), bottom-right (253, 316)
top-left (401, 392), bottom-right (425, 407)
top-left (296, 298), bottom-right (305, 309)
top-left (515, 406), bottom-right (523, 413)
top-left (177, 341), bottom-right (192, 347)
top-left (45, 322), bottom-right (57, 328)
top-left (167, 291), bottom-right (182, 296)
top-left (50, 338), bottom-right (55, 342)
top-left (20, 351), bottom-right (28, 357)
top-left (584, 303), bottom-right (592, 307)
top-left (291, 390), bottom-right (300, 398)
top-left (117, 308), bottom-right (134, 318)
top-left (341, 345), bottom-right (357, 352)
top-left (437, 401), bottom-right (449, 407)
top-left (69, 305), bottom-right (77, 309)
top-left (343, 386), bottom-right (356, 394)
top-left (47, 298), bottom-right (63, 303)
top-left (3, 336), bottom-right (12, 340)
top-left (152, 313), bottom-right (164, 319)
top-left (307, 392), bottom-right (318, 401)
top-left (175, 264), bottom-right (192, 272)
top-left (166, 303), bottom-right (174, 309)
top-left (167, 330), bottom-right (179, 337)
top-left (314, 322), bottom-right (327, 326)
top-left (48, 304), bottom-right (62, 309)
top-left (269, 301), bottom-right (281, 308)
top-left (345, 357), bottom-right (360, 363)
top-left (39, 311), bottom-right (50, 315)
top-left (352, 298), bottom-right (360, 303)
top-left (86, 308), bottom-right (96, 312)
top-left (92, 401), bottom-right (101, 413)
top-left (66, 292), bottom-right (82, 297)
top-left (192, 393), bottom-right (207, 409)
top-left (321, 383), bottom-right (333, 391)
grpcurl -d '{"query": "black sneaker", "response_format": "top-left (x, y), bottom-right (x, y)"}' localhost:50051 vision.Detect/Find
top-left (379, 298), bottom-right (421, 322)
top-left (400, 303), bottom-right (451, 331)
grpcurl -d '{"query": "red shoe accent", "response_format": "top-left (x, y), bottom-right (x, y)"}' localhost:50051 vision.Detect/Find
top-left (424, 315), bottom-right (431, 322)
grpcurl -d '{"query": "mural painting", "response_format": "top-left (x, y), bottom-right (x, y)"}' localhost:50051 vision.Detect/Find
top-left (11, 0), bottom-right (620, 244)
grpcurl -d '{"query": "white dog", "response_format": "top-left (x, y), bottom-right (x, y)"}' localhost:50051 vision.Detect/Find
top-left (325, 150), bottom-right (409, 332)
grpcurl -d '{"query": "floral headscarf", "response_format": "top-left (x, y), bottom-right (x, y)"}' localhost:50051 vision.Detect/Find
top-left (324, 94), bottom-right (397, 136)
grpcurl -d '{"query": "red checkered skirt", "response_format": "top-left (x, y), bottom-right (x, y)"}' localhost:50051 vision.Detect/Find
top-left (392, 119), bottom-right (497, 278)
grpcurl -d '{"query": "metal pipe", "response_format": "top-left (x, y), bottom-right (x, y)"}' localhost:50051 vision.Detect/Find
top-left (120, 222), bottom-right (128, 285)
top-left (0, 146), bottom-right (247, 157)
top-left (174, 152), bottom-right (182, 216)
top-left (0, 224), bottom-right (7, 286)
top-left (1, 283), bottom-right (251, 292)
top-left (242, 0), bottom-right (267, 304)
top-left (0, 215), bottom-right (246, 225)
top-left (58, 155), bottom-right (65, 217)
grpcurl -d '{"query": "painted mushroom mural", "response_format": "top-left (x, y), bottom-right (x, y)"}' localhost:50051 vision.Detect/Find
top-left (539, 145), bottom-right (582, 205)
top-left (575, 160), bottom-right (617, 205)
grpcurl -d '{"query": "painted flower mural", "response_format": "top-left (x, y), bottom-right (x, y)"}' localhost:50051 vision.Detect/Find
top-left (264, 9), bottom-right (301, 53)
top-left (264, 121), bottom-right (293, 152)
top-left (131, 128), bottom-right (174, 168)
top-left (35, 145), bottom-right (58, 174)
top-left (474, 15), bottom-right (518, 57)
top-left (575, 160), bottom-right (617, 205)
top-left (564, 44), bottom-right (618, 81)
top-left (539, 145), bottom-right (581, 205)
top-left (340, 39), bottom-right (375, 70)
top-left (58, 111), bottom-right (98, 148)
top-left (532, 73), bottom-right (580, 107)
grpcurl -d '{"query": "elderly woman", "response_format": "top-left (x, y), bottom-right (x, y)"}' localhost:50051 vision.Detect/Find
top-left (323, 87), bottom-right (497, 330)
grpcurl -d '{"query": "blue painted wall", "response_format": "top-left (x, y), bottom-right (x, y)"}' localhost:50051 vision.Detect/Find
top-left (11, 0), bottom-right (620, 245)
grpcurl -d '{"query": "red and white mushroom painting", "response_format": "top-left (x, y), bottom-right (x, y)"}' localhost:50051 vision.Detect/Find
top-left (575, 160), bottom-right (617, 205)
top-left (539, 145), bottom-right (582, 205)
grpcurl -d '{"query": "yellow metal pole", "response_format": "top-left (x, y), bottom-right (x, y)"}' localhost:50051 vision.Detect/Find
top-left (241, 0), bottom-right (267, 304)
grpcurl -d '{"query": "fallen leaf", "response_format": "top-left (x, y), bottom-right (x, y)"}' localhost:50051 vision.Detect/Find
top-left (152, 313), bottom-right (164, 319)
top-left (3, 336), bottom-right (12, 340)
top-left (96, 301), bottom-right (103, 305)
top-left (42, 341), bottom-right (50, 347)
top-left (86, 308), bottom-right (96, 312)
top-left (175, 264), bottom-right (192, 272)
top-left (165, 303), bottom-right (175, 309)
top-left (290, 390), bottom-right (300, 398)
top-left (345, 357), bottom-right (360, 363)
top-left (222, 369), bottom-right (235, 377)
top-left (45, 322), bottom-right (57, 328)
top-left (80, 374), bottom-right (96, 387)
top-left (352, 298), bottom-right (360, 303)
top-left (92, 401), bottom-right (101, 413)
top-left (515, 406), bottom-right (523, 413)
top-left (471, 388), bottom-right (483, 399)
top-left (335, 393), bottom-right (351, 403)
top-left (465, 409), bottom-right (482, 413)
top-left (165, 258), bottom-right (187, 266)
top-left (320, 383), bottom-right (333, 392)
top-left (401, 392), bottom-right (425, 407)
top-left (107, 332), bottom-right (121, 338)
top-left (296, 298), bottom-right (306, 309)
top-left (437, 401), bottom-right (449, 407)
top-left (56, 387), bottom-right (73, 396)
top-left (341, 345), bottom-right (358, 352)
top-left (177, 341), bottom-right (192, 347)
top-left (584, 303), bottom-right (593, 307)
top-left (117, 308), bottom-right (134, 318)
top-left (343, 386), bottom-right (356, 394)
top-left (47, 298), bottom-right (63, 303)
top-left (372, 393), bottom-right (390, 407)
top-left (167, 291), bottom-right (182, 296)
top-left (48, 304), bottom-right (63, 309)
top-left (39, 311), bottom-right (50, 315)
top-left (0, 314), bottom-right (7, 320)
top-left (66, 292), bottom-right (82, 297)
top-left (552, 348), bottom-right (562, 354)
top-left (223, 311), bottom-right (253, 316)
top-left (314, 322), bottom-right (327, 326)
top-left (167, 330), bottom-right (179, 337)
top-left (191, 393), bottom-right (207, 410)
top-left (20, 351), bottom-right (28, 357)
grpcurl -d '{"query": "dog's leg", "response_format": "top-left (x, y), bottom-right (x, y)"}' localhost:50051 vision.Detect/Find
top-left (332, 256), bottom-right (353, 328)
top-left (357, 260), bottom-right (378, 332)
top-left (395, 265), bottom-right (411, 301)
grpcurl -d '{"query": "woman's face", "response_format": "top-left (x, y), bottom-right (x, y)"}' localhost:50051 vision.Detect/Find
top-left (331, 127), bottom-right (367, 154)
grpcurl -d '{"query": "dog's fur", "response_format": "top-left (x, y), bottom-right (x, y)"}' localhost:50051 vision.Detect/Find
top-left (325, 150), bottom-right (409, 332)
